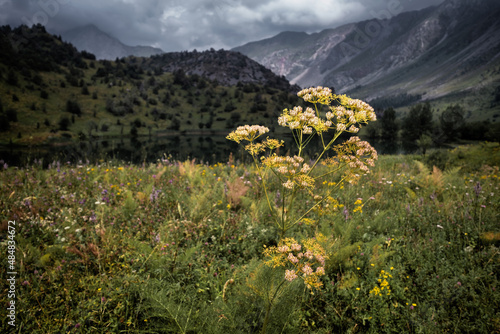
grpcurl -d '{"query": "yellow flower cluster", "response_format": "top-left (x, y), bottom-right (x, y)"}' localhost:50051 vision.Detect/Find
top-left (300, 218), bottom-right (316, 226)
top-left (337, 95), bottom-right (376, 119)
top-left (244, 138), bottom-right (284, 156)
top-left (369, 269), bottom-right (393, 297)
top-left (324, 136), bottom-right (378, 179)
top-left (353, 198), bottom-right (363, 213)
top-left (312, 195), bottom-right (344, 217)
top-left (263, 237), bottom-right (328, 291)
top-left (261, 155), bottom-right (315, 189)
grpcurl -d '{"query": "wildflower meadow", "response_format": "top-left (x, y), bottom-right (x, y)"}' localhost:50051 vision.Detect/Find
top-left (1, 87), bottom-right (499, 333)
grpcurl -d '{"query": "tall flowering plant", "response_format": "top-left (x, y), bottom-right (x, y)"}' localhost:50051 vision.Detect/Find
top-left (227, 86), bottom-right (378, 241)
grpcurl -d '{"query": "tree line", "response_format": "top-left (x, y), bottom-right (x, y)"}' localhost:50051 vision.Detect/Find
top-left (365, 102), bottom-right (499, 150)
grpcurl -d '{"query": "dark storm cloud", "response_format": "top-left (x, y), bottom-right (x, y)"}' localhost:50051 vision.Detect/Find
top-left (0, 0), bottom-right (445, 52)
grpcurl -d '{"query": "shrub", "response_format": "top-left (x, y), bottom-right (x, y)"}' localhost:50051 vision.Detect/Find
top-left (66, 100), bottom-right (82, 116)
top-left (81, 84), bottom-right (90, 95)
top-left (130, 125), bottom-right (138, 137)
top-left (58, 117), bottom-right (71, 130)
top-left (0, 114), bottom-right (10, 131)
top-left (5, 108), bottom-right (17, 122)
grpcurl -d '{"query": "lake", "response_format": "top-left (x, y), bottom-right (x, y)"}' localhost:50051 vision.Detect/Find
top-left (0, 134), bottom-right (417, 167)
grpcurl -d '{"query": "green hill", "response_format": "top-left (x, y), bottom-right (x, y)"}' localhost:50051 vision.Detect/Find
top-left (0, 24), bottom-right (300, 146)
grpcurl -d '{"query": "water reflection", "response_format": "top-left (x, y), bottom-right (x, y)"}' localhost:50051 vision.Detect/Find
top-left (0, 135), bottom-right (419, 167)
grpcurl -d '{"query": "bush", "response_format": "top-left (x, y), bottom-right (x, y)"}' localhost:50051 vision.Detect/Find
top-left (169, 117), bottom-right (181, 130)
top-left (230, 111), bottom-right (241, 122)
top-left (130, 125), bottom-right (138, 137)
top-left (0, 114), bottom-right (10, 131)
top-left (5, 108), bottom-right (17, 122)
top-left (66, 100), bottom-right (82, 116)
top-left (132, 118), bottom-right (142, 128)
top-left (81, 84), bottom-right (90, 95)
top-left (225, 102), bottom-right (237, 112)
top-left (58, 117), bottom-right (71, 130)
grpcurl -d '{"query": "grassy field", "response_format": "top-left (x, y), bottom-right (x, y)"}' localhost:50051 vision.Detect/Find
top-left (0, 142), bottom-right (499, 333)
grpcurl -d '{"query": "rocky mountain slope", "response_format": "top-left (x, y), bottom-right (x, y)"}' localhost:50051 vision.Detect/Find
top-left (233, 0), bottom-right (500, 118)
top-left (61, 24), bottom-right (164, 60)
top-left (140, 49), bottom-right (299, 90)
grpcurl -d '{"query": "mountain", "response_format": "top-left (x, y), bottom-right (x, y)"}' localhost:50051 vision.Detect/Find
top-left (0, 24), bottom-right (300, 146)
top-left (233, 0), bottom-right (500, 120)
top-left (0, 24), bottom-right (92, 72)
top-left (61, 24), bottom-right (164, 60)
top-left (138, 48), bottom-right (299, 90)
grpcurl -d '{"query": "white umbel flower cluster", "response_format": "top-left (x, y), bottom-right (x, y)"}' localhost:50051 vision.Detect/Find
top-left (278, 106), bottom-right (327, 134)
top-left (297, 86), bottom-right (333, 104)
top-left (226, 125), bottom-right (269, 143)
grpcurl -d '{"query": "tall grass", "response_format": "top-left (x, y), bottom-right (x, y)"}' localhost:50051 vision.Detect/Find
top-left (0, 142), bottom-right (499, 333)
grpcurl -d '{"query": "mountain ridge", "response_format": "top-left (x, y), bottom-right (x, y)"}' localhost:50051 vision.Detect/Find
top-left (232, 0), bottom-right (500, 119)
top-left (61, 24), bottom-right (164, 60)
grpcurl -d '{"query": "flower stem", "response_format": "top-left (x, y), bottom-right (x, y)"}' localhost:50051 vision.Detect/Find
top-left (261, 279), bottom-right (287, 334)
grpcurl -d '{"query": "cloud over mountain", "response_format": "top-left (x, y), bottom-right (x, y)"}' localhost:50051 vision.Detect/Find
top-left (0, 0), bottom-right (444, 52)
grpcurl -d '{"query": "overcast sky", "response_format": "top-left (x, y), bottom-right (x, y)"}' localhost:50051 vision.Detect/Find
top-left (1, 0), bottom-right (445, 52)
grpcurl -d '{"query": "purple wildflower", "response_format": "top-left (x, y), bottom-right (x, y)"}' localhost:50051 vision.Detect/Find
top-left (474, 182), bottom-right (482, 198)
top-left (343, 207), bottom-right (350, 220)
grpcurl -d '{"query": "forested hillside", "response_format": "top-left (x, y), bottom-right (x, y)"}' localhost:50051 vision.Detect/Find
top-left (0, 24), bottom-right (300, 146)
